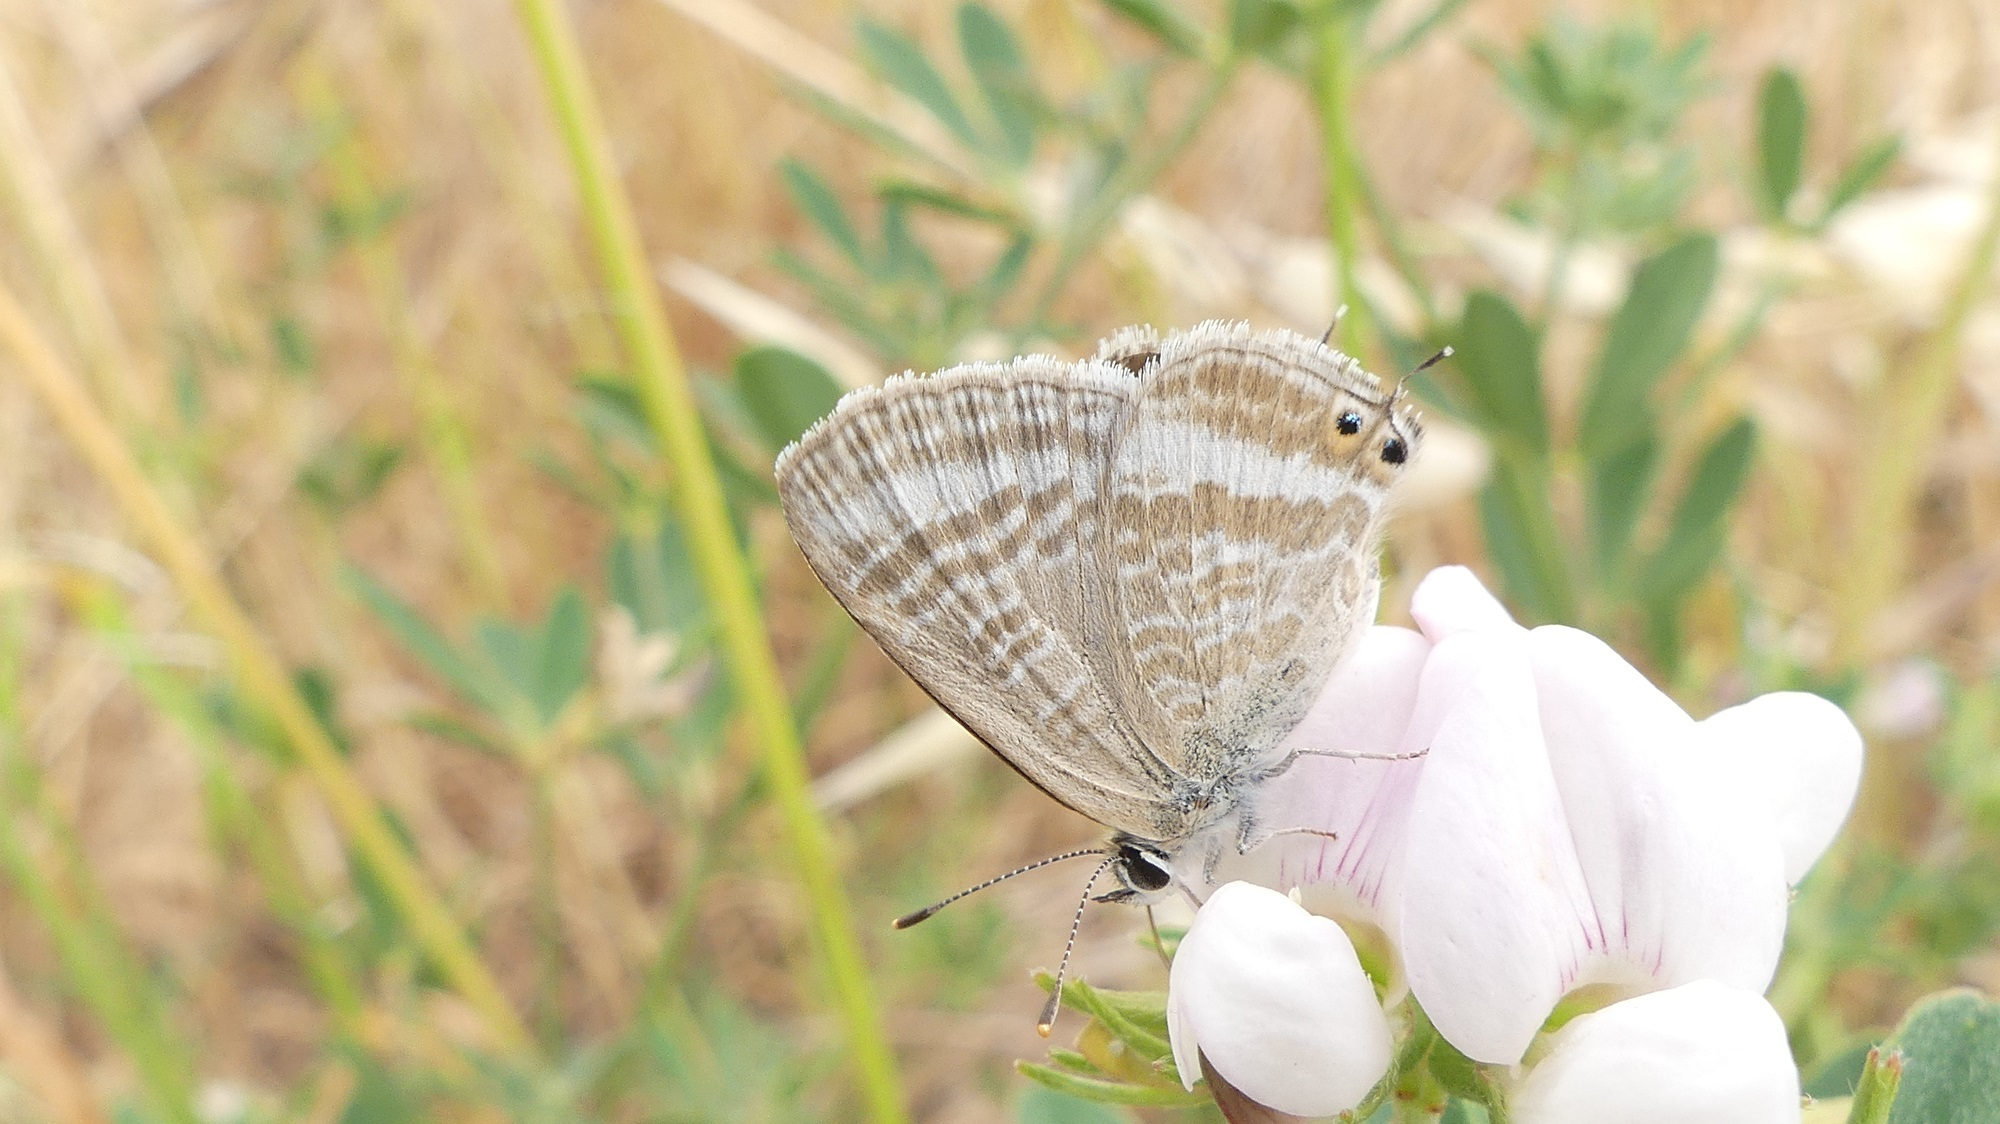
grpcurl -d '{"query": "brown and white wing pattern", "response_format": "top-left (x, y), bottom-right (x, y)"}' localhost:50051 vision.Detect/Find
top-left (1102, 322), bottom-right (1419, 780)
top-left (775, 357), bottom-right (1184, 839)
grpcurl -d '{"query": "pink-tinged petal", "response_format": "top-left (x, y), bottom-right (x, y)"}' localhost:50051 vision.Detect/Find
top-left (1699, 693), bottom-right (1864, 883)
top-left (1409, 565), bottom-right (1518, 641)
top-left (1526, 627), bottom-right (1789, 998)
top-left (1511, 981), bottom-right (1802, 1124)
top-left (1167, 882), bottom-right (1392, 1117)
top-left (1399, 630), bottom-right (1593, 1064)
top-left (1222, 627), bottom-right (1433, 923)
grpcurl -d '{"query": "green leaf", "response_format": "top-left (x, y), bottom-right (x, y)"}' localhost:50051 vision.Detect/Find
top-left (343, 567), bottom-right (505, 716)
top-left (407, 711), bottom-right (509, 757)
top-left (973, 233), bottom-right (1034, 306)
top-left (1754, 67), bottom-right (1808, 222)
top-left (1441, 1099), bottom-right (1491, 1124)
top-left (1370, 0), bottom-right (1469, 65)
top-left (1885, 990), bottom-right (2000, 1123)
top-left (1228, 0), bottom-right (1302, 58)
top-left (857, 19), bottom-right (983, 150)
top-left (733, 346), bottom-right (845, 453)
top-left (296, 435), bottom-right (406, 516)
top-left (1633, 415), bottom-right (1757, 603)
top-left (1097, 0), bottom-right (1206, 58)
top-left (270, 314), bottom-right (316, 378)
top-left (530, 588), bottom-right (591, 726)
top-left (958, 4), bottom-right (1038, 168)
top-left (770, 249), bottom-right (902, 358)
top-left (1478, 469), bottom-right (1558, 622)
top-left (608, 522), bottom-right (708, 638)
top-left (1822, 134), bottom-right (1902, 222)
top-left (1016, 1084), bottom-right (1134, 1124)
top-left (879, 197), bottom-right (943, 288)
top-left (474, 619), bottom-right (533, 709)
top-left (778, 159), bottom-right (866, 270)
top-left (877, 179), bottom-right (1023, 228)
top-left (294, 666), bottom-right (354, 756)
top-left (1578, 233), bottom-right (1718, 461)
top-left (1015, 1062), bottom-right (1204, 1107)
top-left (1585, 431), bottom-right (1658, 571)
top-left (1450, 290), bottom-right (1547, 457)
top-left (575, 374), bottom-right (657, 452)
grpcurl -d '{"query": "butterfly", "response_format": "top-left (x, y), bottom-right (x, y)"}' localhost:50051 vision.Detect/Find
top-left (775, 321), bottom-right (1426, 1024)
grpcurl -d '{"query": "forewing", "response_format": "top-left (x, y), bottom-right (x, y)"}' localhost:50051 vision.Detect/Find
top-left (776, 358), bottom-right (1182, 838)
top-left (1103, 322), bottom-right (1418, 778)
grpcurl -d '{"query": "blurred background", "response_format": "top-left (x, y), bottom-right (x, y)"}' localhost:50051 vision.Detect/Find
top-left (0, 0), bottom-right (1995, 1120)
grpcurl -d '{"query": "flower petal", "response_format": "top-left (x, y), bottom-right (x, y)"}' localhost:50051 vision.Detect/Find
top-left (1409, 565), bottom-right (1518, 640)
top-left (1223, 626), bottom-right (1432, 922)
top-left (1526, 626), bottom-right (1789, 998)
top-left (1698, 693), bottom-right (1864, 883)
top-left (1511, 981), bottom-right (1802, 1124)
top-left (1168, 882), bottom-right (1392, 1117)
top-left (1398, 629), bottom-right (1592, 1064)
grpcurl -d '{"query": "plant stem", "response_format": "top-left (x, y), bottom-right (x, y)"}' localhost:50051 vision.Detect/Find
top-left (1834, 115), bottom-right (2000, 667)
top-left (1025, 62), bottom-right (1235, 328)
top-left (1845, 1047), bottom-right (1903, 1124)
top-left (0, 281), bottom-right (535, 1058)
top-left (509, 2), bottom-right (908, 1119)
top-left (1311, 4), bottom-right (1373, 359)
top-left (296, 64), bottom-right (511, 610)
top-left (0, 597), bottom-right (199, 1124)
top-left (71, 581), bottom-right (369, 1035)
top-left (531, 761), bottom-right (564, 1049)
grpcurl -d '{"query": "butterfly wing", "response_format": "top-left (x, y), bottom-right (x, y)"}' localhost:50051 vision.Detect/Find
top-left (775, 357), bottom-right (1186, 840)
top-left (1102, 322), bottom-right (1419, 780)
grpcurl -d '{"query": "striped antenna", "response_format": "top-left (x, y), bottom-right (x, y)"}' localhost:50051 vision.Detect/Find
top-left (892, 847), bottom-right (1106, 930)
top-left (1037, 855), bottom-right (1115, 1037)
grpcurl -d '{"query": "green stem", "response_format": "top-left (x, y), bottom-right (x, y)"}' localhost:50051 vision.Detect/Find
top-left (298, 64), bottom-right (511, 610)
top-left (72, 582), bottom-right (369, 1034)
top-left (0, 598), bottom-right (201, 1124)
top-left (1355, 159), bottom-right (1438, 328)
top-left (1845, 1047), bottom-right (1902, 1124)
top-left (1311, 5), bottom-right (1372, 359)
top-left (531, 760), bottom-right (563, 1050)
top-left (1835, 115), bottom-right (2000, 666)
top-left (643, 613), bottom-right (850, 1012)
top-left (0, 278), bottom-right (535, 1058)
top-left (1025, 63), bottom-right (1236, 327)
top-left (510, 2), bottom-right (908, 1119)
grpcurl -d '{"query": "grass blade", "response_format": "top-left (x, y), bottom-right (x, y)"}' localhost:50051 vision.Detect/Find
top-left (509, 1), bottom-right (909, 1118)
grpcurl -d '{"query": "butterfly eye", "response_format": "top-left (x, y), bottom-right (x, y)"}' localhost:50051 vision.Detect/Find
top-left (1381, 437), bottom-right (1408, 465)
top-left (1117, 843), bottom-right (1174, 892)
top-left (1336, 411), bottom-right (1362, 436)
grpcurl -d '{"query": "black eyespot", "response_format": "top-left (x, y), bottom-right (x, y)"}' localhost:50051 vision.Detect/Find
top-left (1381, 438), bottom-right (1408, 465)
top-left (1336, 411), bottom-right (1362, 435)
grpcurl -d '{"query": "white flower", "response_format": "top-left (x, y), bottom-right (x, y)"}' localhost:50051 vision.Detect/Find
top-left (1166, 881), bottom-right (1394, 1117)
top-left (1168, 566), bottom-right (1862, 1113)
top-left (1510, 981), bottom-right (1802, 1124)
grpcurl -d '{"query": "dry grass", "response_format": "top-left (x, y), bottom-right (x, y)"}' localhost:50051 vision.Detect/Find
top-left (0, 0), bottom-right (1996, 1120)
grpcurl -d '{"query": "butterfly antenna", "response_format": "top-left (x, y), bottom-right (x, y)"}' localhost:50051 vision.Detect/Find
top-left (1385, 345), bottom-right (1451, 443)
top-left (893, 847), bottom-right (1106, 930)
top-left (1038, 855), bottom-right (1115, 1037)
top-left (1320, 304), bottom-right (1350, 346)
top-left (1413, 345), bottom-right (1454, 375)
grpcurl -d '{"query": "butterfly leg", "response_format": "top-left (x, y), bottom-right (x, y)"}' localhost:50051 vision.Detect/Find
top-left (1235, 803), bottom-right (1340, 855)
